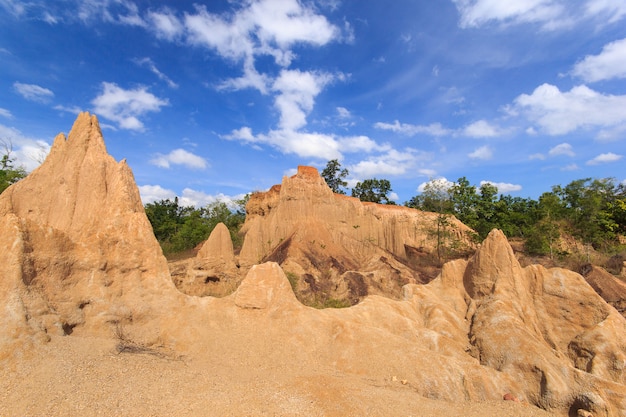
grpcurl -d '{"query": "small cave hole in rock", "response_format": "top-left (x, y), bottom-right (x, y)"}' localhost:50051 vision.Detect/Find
top-left (62, 323), bottom-right (76, 336)
top-left (204, 276), bottom-right (220, 284)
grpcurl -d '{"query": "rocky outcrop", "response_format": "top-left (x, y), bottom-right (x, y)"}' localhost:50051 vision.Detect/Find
top-left (172, 222), bottom-right (242, 297)
top-left (583, 264), bottom-right (626, 318)
top-left (238, 166), bottom-right (476, 304)
top-left (219, 230), bottom-right (626, 415)
top-left (2, 113), bottom-right (625, 416)
top-left (0, 112), bottom-right (181, 357)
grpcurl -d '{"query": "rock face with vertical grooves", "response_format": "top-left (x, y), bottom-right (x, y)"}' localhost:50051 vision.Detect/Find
top-left (1, 113), bottom-right (625, 416)
top-left (237, 165), bottom-right (476, 304)
top-left (0, 112), bottom-right (180, 356)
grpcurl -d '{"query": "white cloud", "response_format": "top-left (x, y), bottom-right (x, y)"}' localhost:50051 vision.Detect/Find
top-left (146, 8), bottom-right (183, 41)
top-left (259, 130), bottom-right (341, 160)
top-left (468, 145), bottom-right (493, 160)
top-left (462, 120), bottom-right (503, 138)
top-left (138, 184), bottom-right (177, 204)
top-left (584, 0), bottom-right (626, 24)
top-left (179, 189), bottom-right (247, 209)
top-left (513, 83), bottom-right (626, 136)
top-left (562, 163), bottom-right (580, 171)
top-left (529, 153), bottom-right (546, 160)
top-left (183, 1), bottom-right (338, 68)
top-left (336, 107), bottom-right (351, 119)
top-left (337, 135), bottom-right (388, 153)
top-left (0, 124), bottom-right (50, 171)
top-left (374, 120), bottom-right (451, 137)
top-left (150, 148), bottom-right (207, 170)
top-left (452, 0), bottom-right (565, 29)
top-left (349, 148), bottom-right (425, 178)
top-left (91, 82), bottom-right (168, 131)
top-left (480, 180), bottom-right (522, 193)
top-left (548, 142), bottom-right (575, 157)
top-left (53, 104), bottom-right (83, 115)
top-left (572, 38), bottom-right (626, 82)
top-left (13, 82), bottom-right (54, 103)
top-left (138, 185), bottom-right (246, 208)
top-left (272, 69), bottom-right (334, 130)
top-left (586, 152), bottom-right (622, 165)
top-left (0, 108), bottom-right (13, 118)
top-left (417, 177), bottom-right (455, 193)
top-left (134, 57), bottom-right (178, 88)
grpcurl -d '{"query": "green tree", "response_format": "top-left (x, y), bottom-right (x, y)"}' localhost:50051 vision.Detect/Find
top-left (525, 192), bottom-right (562, 257)
top-left (555, 178), bottom-right (619, 249)
top-left (449, 177), bottom-right (478, 230)
top-left (0, 140), bottom-right (27, 194)
top-left (421, 179), bottom-right (454, 261)
top-left (474, 182), bottom-right (498, 239)
top-left (321, 159), bottom-right (349, 194)
top-left (351, 178), bottom-right (394, 204)
top-left (144, 198), bottom-right (189, 243)
top-left (145, 197), bottom-right (249, 255)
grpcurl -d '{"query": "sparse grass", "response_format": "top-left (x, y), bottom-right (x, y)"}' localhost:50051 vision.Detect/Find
top-left (111, 320), bottom-right (173, 358)
top-left (285, 271), bottom-right (299, 293)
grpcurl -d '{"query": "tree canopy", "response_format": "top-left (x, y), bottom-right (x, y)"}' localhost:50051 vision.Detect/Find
top-left (144, 196), bottom-right (248, 255)
top-left (406, 176), bottom-right (626, 255)
top-left (351, 178), bottom-right (395, 204)
top-left (0, 140), bottom-right (27, 194)
top-left (321, 159), bottom-right (348, 194)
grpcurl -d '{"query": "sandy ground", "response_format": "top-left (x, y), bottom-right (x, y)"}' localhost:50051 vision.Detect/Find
top-left (0, 336), bottom-right (561, 417)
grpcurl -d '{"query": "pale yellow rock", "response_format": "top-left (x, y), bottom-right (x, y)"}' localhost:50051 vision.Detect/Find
top-left (1, 113), bottom-right (626, 416)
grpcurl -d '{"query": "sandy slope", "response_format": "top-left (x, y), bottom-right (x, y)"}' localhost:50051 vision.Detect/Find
top-left (0, 336), bottom-right (559, 417)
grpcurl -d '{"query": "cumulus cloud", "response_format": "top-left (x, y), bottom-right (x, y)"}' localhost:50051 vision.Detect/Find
top-left (138, 184), bottom-right (246, 208)
top-left (468, 145), bottom-right (493, 160)
top-left (513, 83), bottom-right (626, 136)
top-left (462, 120), bottom-right (504, 138)
top-left (586, 152), bottom-right (622, 165)
top-left (272, 69), bottom-right (335, 130)
top-left (150, 148), bottom-right (208, 170)
top-left (480, 180), bottom-right (522, 193)
top-left (146, 8), bottom-right (183, 41)
top-left (548, 142), bottom-right (575, 157)
top-left (183, 1), bottom-right (338, 69)
top-left (138, 184), bottom-right (177, 204)
top-left (571, 38), bottom-right (626, 82)
top-left (13, 82), bottom-right (54, 103)
top-left (179, 189), bottom-right (248, 208)
top-left (374, 120), bottom-right (451, 137)
top-left (417, 177), bottom-right (455, 193)
top-left (349, 148), bottom-right (426, 178)
top-left (0, 124), bottom-right (50, 171)
top-left (91, 82), bottom-right (168, 131)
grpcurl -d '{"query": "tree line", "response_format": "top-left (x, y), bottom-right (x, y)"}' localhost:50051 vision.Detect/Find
top-left (143, 196), bottom-right (248, 256)
top-left (322, 159), bottom-right (626, 256)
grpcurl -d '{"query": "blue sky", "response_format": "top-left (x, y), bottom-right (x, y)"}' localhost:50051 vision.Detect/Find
top-left (1, 0), bottom-right (625, 206)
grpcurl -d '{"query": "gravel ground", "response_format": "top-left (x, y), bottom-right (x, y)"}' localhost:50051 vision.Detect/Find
top-left (0, 335), bottom-right (562, 417)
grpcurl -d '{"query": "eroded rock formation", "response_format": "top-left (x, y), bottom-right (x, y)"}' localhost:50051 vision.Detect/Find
top-left (171, 222), bottom-right (241, 296)
top-left (1, 113), bottom-right (625, 416)
top-left (237, 165), bottom-right (476, 305)
top-left (0, 112), bottom-right (182, 357)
